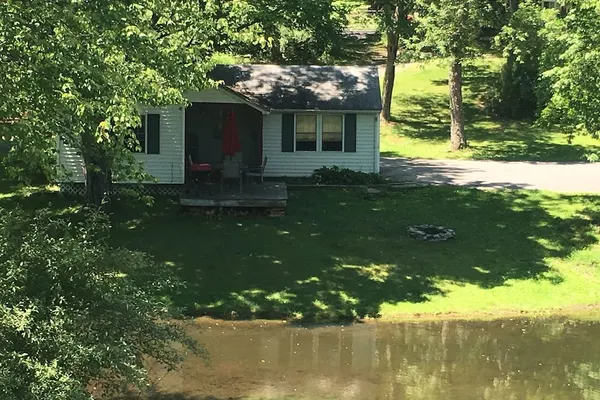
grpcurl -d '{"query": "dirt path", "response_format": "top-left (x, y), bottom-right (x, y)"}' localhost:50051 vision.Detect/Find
top-left (381, 157), bottom-right (600, 193)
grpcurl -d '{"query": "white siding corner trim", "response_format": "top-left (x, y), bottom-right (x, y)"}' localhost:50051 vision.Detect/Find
top-left (263, 113), bottom-right (379, 177)
top-left (374, 113), bottom-right (381, 173)
top-left (57, 105), bottom-right (185, 184)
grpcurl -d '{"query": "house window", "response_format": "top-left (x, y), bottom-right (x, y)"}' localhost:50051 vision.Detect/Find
top-left (132, 114), bottom-right (147, 153)
top-left (296, 114), bottom-right (317, 151)
top-left (322, 114), bottom-right (343, 152)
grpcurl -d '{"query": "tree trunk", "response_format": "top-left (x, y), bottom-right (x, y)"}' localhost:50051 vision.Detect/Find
top-left (84, 163), bottom-right (111, 208)
top-left (381, 29), bottom-right (399, 122)
top-left (449, 58), bottom-right (467, 151)
top-left (81, 132), bottom-right (112, 208)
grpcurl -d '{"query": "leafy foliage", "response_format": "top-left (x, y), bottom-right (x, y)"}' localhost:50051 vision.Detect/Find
top-left (0, 209), bottom-right (204, 400)
top-left (539, 0), bottom-right (600, 138)
top-left (368, 0), bottom-right (416, 121)
top-left (415, 0), bottom-right (501, 60)
top-left (312, 166), bottom-right (387, 185)
top-left (414, 0), bottom-right (504, 150)
top-left (205, 0), bottom-right (348, 64)
top-left (491, 2), bottom-right (548, 119)
top-left (0, 0), bottom-right (215, 203)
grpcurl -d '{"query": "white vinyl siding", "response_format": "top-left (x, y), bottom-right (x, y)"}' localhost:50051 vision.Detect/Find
top-left (57, 138), bottom-right (86, 183)
top-left (263, 112), bottom-right (379, 177)
top-left (57, 105), bottom-right (185, 184)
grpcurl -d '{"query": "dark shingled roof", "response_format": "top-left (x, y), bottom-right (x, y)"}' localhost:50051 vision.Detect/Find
top-left (210, 64), bottom-right (382, 112)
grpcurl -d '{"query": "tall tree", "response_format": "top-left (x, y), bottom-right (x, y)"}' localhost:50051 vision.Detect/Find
top-left (0, 209), bottom-right (204, 399)
top-left (205, 0), bottom-right (347, 64)
top-left (370, 1), bottom-right (415, 122)
top-left (540, 0), bottom-right (600, 142)
top-left (416, 0), bottom-right (500, 150)
top-left (0, 0), bottom-right (215, 205)
top-left (494, 1), bottom-right (546, 119)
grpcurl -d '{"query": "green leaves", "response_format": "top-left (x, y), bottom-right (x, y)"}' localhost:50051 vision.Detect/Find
top-left (0, 0), bottom-right (214, 188)
top-left (205, 0), bottom-right (347, 63)
top-left (0, 209), bottom-right (205, 399)
top-left (416, 0), bottom-right (502, 59)
top-left (540, 0), bottom-right (600, 138)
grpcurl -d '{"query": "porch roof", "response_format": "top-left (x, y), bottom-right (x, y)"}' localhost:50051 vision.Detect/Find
top-left (210, 64), bottom-right (382, 112)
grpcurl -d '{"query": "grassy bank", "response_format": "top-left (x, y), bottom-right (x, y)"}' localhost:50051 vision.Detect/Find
top-left (381, 58), bottom-right (600, 162)
top-left (3, 182), bottom-right (599, 322)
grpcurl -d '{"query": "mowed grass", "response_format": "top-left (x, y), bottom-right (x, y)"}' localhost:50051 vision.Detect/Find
top-left (381, 57), bottom-right (600, 162)
top-left (3, 182), bottom-right (598, 321)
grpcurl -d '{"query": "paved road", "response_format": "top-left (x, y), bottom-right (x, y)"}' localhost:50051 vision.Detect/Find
top-left (381, 157), bottom-right (600, 193)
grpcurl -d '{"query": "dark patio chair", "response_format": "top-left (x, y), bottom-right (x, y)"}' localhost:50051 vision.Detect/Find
top-left (221, 160), bottom-right (243, 193)
top-left (246, 156), bottom-right (268, 185)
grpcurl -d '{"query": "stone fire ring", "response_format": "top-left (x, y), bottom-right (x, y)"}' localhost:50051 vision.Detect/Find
top-left (407, 224), bottom-right (455, 242)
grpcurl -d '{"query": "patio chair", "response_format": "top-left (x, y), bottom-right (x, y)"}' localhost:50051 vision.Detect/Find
top-left (186, 154), bottom-right (212, 195)
top-left (221, 160), bottom-right (243, 193)
top-left (246, 156), bottom-right (268, 185)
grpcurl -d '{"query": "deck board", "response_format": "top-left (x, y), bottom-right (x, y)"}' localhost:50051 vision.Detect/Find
top-left (180, 182), bottom-right (288, 208)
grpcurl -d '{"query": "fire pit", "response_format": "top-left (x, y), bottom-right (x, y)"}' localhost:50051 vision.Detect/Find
top-left (407, 224), bottom-right (455, 242)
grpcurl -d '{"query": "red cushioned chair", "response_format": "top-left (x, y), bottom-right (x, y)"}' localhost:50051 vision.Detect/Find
top-left (187, 155), bottom-right (212, 195)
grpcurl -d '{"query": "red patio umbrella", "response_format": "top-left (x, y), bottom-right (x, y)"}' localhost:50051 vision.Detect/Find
top-left (222, 109), bottom-right (242, 158)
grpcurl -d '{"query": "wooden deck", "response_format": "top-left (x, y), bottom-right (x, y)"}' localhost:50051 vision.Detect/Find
top-left (180, 182), bottom-right (288, 208)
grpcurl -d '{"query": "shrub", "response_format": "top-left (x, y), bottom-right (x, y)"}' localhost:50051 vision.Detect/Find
top-left (311, 166), bottom-right (387, 185)
top-left (490, 2), bottom-right (547, 119)
top-left (0, 209), bottom-right (204, 400)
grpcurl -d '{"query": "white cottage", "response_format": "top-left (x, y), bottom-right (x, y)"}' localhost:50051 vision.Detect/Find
top-left (58, 64), bottom-right (382, 187)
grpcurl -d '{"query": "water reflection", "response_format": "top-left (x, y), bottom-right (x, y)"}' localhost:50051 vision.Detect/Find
top-left (149, 318), bottom-right (600, 400)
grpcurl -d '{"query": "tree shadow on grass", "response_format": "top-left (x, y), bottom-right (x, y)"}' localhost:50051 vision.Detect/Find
top-left (388, 94), bottom-right (485, 140)
top-left (333, 32), bottom-right (386, 66)
top-left (0, 181), bottom-right (78, 212)
top-left (108, 187), bottom-right (600, 322)
top-left (1, 182), bottom-right (599, 322)
top-left (386, 62), bottom-right (600, 161)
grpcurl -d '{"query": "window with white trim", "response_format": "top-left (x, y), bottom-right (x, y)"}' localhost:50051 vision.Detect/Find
top-left (131, 114), bottom-right (147, 153)
top-left (295, 114), bottom-right (317, 151)
top-left (295, 114), bottom-right (344, 152)
top-left (322, 114), bottom-right (343, 152)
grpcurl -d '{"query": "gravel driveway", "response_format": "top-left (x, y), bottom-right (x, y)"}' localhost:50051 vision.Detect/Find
top-left (381, 157), bottom-right (600, 193)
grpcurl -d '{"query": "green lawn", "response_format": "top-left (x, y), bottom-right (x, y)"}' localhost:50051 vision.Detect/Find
top-left (381, 57), bottom-right (600, 162)
top-left (4, 182), bottom-right (599, 321)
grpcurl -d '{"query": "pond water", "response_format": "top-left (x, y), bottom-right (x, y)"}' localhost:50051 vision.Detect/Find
top-left (150, 317), bottom-right (600, 400)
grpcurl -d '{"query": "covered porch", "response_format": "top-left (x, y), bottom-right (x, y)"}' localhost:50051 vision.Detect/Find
top-left (185, 102), bottom-right (263, 171)
top-left (182, 101), bottom-right (286, 209)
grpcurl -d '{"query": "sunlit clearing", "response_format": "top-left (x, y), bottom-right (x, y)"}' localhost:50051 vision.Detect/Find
top-left (296, 276), bottom-right (320, 285)
top-left (473, 266), bottom-right (490, 274)
top-left (206, 300), bottom-right (225, 308)
top-left (340, 264), bottom-right (393, 283)
top-left (56, 205), bottom-right (81, 215)
top-left (277, 230), bottom-right (290, 235)
top-left (127, 219), bottom-right (143, 230)
top-left (312, 300), bottom-right (328, 310)
top-left (266, 291), bottom-right (294, 304)
top-left (336, 291), bottom-right (359, 306)
top-left (231, 290), bottom-right (266, 311)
